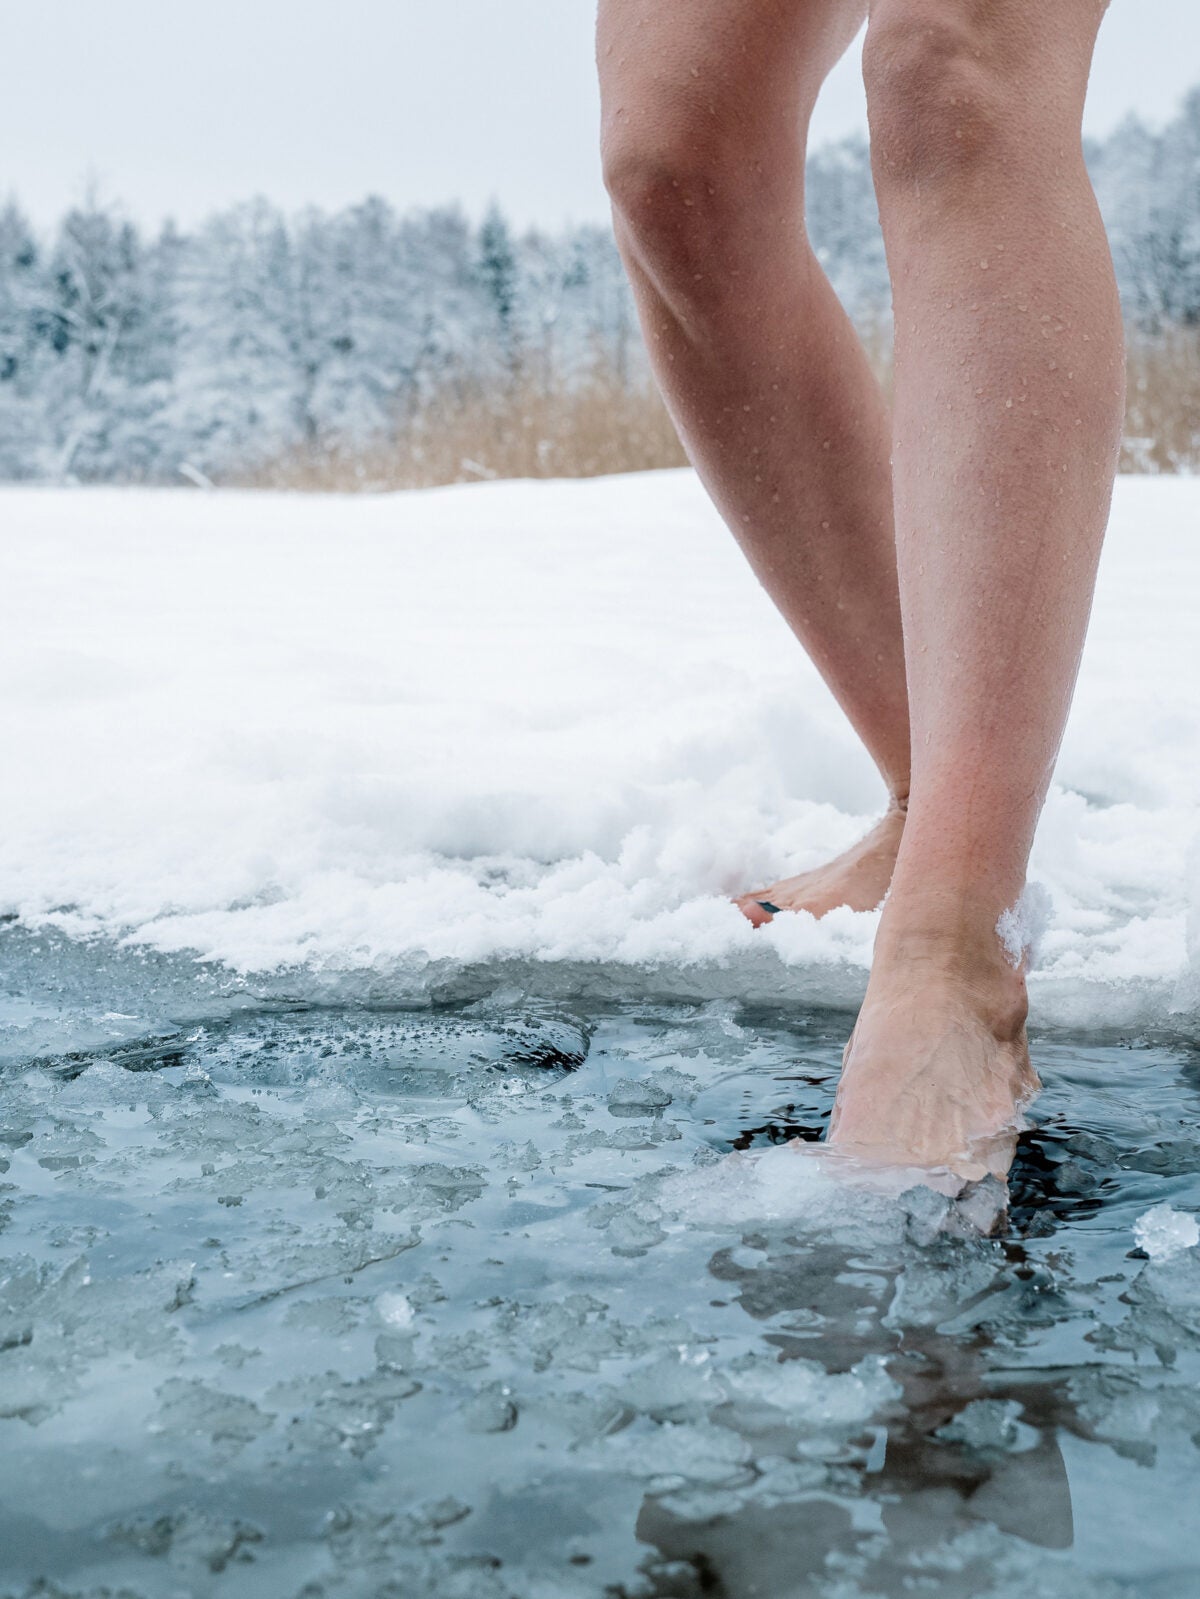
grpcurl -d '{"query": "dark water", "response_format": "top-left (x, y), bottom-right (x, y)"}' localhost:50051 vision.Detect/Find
top-left (1, 928), bottom-right (1199, 1598)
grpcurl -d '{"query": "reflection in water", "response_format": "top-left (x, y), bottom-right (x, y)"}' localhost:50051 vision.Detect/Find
top-left (633, 1232), bottom-right (1077, 1597)
top-left (629, 1049), bottom-right (1200, 1597)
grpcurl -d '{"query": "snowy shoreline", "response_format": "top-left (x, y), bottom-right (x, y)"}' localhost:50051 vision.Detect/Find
top-left (1, 471), bottom-right (1197, 1034)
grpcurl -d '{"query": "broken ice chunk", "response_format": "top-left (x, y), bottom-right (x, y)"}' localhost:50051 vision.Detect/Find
top-left (1133, 1204), bottom-right (1200, 1261)
top-left (376, 1291), bottom-right (415, 1329)
top-left (608, 1078), bottom-right (672, 1115)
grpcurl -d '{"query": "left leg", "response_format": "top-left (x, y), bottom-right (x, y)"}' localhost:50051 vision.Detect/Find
top-left (828, 0), bottom-right (1124, 1180)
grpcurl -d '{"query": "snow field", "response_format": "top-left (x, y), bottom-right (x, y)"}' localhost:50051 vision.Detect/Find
top-left (0, 470), bottom-right (1197, 1029)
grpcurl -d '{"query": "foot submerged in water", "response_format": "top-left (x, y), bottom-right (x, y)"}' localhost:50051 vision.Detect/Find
top-left (735, 803), bottom-right (906, 925)
top-left (826, 921), bottom-right (1039, 1186)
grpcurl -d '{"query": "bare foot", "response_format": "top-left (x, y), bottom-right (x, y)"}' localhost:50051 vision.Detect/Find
top-left (827, 926), bottom-right (1039, 1185)
top-left (735, 803), bottom-right (906, 926)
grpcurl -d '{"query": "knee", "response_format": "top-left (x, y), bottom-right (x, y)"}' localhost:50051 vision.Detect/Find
top-left (601, 99), bottom-right (792, 284)
top-left (862, 3), bottom-right (1015, 194)
top-left (601, 114), bottom-right (706, 241)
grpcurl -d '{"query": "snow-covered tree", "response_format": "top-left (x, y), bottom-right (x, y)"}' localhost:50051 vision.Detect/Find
top-left (1, 94), bottom-right (1200, 483)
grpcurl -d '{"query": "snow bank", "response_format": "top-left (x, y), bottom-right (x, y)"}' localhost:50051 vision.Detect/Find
top-left (1, 471), bottom-right (1197, 1028)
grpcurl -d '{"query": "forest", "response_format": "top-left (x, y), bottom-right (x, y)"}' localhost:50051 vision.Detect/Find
top-left (2, 93), bottom-right (1200, 486)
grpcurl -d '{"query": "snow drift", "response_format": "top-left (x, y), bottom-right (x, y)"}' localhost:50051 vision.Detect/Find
top-left (1, 470), bottom-right (1197, 1030)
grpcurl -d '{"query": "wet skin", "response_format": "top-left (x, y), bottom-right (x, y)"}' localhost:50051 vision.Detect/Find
top-left (735, 802), bottom-right (907, 926)
top-left (597, 0), bottom-right (1123, 1182)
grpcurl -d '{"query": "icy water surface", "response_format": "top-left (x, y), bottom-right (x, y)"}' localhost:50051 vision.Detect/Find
top-left (2, 930), bottom-right (1200, 1597)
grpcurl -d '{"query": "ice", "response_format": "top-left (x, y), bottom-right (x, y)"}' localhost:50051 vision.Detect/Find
top-left (376, 1290), bottom-right (415, 1329)
top-left (597, 1418), bottom-right (754, 1487)
top-left (1114, 1251), bottom-right (1200, 1360)
top-left (461, 1384), bottom-right (519, 1434)
top-left (2, 959), bottom-right (1200, 1592)
top-left (716, 1354), bottom-right (900, 1430)
top-left (154, 1378), bottom-right (275, 1452)
top-left (935, 1398), bottom-right (1024, 1454)
top-left (607, 1077), bottom-right (673, 1113)
top-left (1133, 1202), bottom-right (1200, 1259)
top-left (110, 1510), bottom-right (265, 1574)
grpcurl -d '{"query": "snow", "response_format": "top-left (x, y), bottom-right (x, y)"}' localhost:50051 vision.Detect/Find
top-left (996, 882), bottom-right (1053, 970)
top-left (0, 470), bottom-right (1198, 1030)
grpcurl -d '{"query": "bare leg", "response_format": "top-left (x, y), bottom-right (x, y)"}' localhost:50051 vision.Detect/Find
top-left (828, 0), bottom-right (1125, 1181)
top-left (597, 0), bottom-right (911, 922)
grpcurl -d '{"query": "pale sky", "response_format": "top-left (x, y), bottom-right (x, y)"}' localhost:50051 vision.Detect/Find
top-left (1, 1), bottom-right (1192, 232)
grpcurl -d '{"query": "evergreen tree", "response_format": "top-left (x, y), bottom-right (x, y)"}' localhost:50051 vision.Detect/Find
top-left (2, 95), bottom-right (1200, 484)
top-left (476, 202), bottom-right (521, 369)
top-left (0, 203), bottom-right (49, 478)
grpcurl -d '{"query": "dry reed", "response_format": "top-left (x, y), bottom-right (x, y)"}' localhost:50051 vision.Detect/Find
top-left (1122, 329), bottom-right (1200, 473)
top-left (245, 358), bottom-right (687, 492)
top-left (243, 326), bottom-right (1200, 491)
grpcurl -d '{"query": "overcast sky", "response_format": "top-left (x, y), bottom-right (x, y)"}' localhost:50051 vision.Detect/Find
top-left (2, 1), bottom-right (1194, 232)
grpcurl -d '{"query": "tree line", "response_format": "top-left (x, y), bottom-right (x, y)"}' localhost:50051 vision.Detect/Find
top-left (2, 92), bottom-right (1199, 485)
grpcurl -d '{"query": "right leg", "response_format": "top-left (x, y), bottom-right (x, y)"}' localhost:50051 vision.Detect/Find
top-left (598, 0), bottom-right (910, 921)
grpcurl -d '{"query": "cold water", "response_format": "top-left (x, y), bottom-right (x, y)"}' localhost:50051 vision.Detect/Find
top-left (1, 924), bottom-right (1199, 1598)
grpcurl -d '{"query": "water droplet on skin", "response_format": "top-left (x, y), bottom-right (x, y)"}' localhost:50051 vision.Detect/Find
top-left (980, 260), bottom-right (989, 270)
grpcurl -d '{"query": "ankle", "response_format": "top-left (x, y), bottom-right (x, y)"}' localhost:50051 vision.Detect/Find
top-left (872, 897), bottom-right (1030, 1039)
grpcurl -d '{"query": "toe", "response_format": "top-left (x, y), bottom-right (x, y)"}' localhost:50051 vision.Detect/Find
top-left (734, 895), bottom-right (777, 927)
